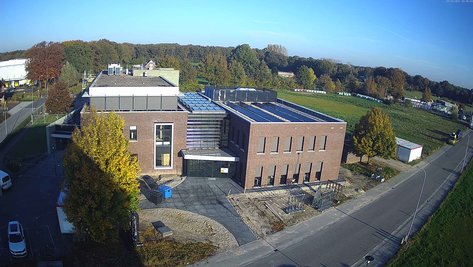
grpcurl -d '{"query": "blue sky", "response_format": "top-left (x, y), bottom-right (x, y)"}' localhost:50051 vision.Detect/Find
top-left (2, 0), bottom-right (472, 88)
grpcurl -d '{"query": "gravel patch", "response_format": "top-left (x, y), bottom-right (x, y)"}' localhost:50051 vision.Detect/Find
top-left (139, 208), bottom-right (238, 252)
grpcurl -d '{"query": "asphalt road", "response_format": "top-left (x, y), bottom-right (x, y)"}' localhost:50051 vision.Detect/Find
top-left (201, 132), bottom-right (472, 267)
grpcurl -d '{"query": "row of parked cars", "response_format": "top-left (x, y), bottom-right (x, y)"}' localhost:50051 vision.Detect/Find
top-left (1, 170), bottom-right (28, 258)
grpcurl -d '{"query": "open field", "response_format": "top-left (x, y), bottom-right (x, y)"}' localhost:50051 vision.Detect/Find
top-left (388, 161), bottom-right (473, 266)
top-left (278, 91), bottom-right (466, 156)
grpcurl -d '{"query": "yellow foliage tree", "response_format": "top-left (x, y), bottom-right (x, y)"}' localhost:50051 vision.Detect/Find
top-left (63, 110), bottom-right (140, 243)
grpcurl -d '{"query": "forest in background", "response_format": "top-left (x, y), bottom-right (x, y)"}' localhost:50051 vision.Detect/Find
top-left (1, 39), bottom-right (471, 104)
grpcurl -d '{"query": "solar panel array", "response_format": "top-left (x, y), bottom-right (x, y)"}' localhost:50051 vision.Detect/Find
top-left (225, 102), bottom-right (283, 122)
top-left (179, 93), bottom-right (224, 112)
top-left (255, 103), bottom-right (316, 122)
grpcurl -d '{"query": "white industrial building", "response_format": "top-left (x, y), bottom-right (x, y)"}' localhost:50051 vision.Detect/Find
top-left (396, 137), bottom-right (423, 163)
top-left (0, 59), bottom-right (30, 88)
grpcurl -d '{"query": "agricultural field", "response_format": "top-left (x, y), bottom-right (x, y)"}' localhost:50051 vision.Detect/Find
top-left (388, 161), bottom-right (473, 266)
top-left (278, 91), bottom-right (466, 156)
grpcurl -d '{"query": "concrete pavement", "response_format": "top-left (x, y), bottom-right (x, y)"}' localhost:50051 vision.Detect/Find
top-left (196, 132), bottom-right (472, 267)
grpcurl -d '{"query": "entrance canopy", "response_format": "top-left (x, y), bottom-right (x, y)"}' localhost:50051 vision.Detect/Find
top-left (181, 148), bottom-right (239, 162)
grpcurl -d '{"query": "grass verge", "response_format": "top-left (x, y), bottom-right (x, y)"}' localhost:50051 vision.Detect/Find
top-left (388, 160), bottom-right (473, 266)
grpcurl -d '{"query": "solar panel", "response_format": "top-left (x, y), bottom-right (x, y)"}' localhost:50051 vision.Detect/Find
top-left (256, 103), bottom-right (315, 122)
top-left (179, 93), bottom-right (224, 112)
top-left (225, 102), bottom-right (283, 122)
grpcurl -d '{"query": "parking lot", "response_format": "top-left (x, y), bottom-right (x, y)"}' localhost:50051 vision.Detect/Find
top-left (0, 151), bottom-right (71, 265)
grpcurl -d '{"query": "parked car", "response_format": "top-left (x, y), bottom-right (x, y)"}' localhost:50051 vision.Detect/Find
top-left (0, 169), bottom-right (12, 190)
top-left (8, 221), bottom-right (27, 258)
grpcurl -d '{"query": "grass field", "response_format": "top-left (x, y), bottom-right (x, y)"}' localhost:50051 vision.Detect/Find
top-left (388, 161), bottom-right (473, 266)
top-left (278, 91), bottom-right (466, 156)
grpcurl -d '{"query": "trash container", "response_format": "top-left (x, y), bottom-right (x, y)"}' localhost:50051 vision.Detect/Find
top-left (158, 185), bottom-right (173, 199)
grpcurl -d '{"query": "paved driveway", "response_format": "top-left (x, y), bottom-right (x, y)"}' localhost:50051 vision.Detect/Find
top-left (140, 177), bottom-right (256, 245)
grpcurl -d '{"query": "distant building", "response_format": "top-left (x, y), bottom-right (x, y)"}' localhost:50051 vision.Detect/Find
top-left (0, 59), bottom-right (30, 88)
top-left (277, 71), bottom-right (295, 78)
top-left (132, 61), bottom-right (180, 86)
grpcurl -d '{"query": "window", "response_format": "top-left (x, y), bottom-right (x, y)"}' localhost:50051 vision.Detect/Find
top-left (271, 137), bottom-right (279, 153)
top-left (284, 137), bottom-right (292, 152)
top-left (257, 137), bottom-right (266, 153)
top-left (304, 162), bottom-right (312, 182)
top-left (292, 164), bottom-right (301, 184)
top-left (280, 164), bottom-right (288, 185)
top-left (268, 165), bottom-right (276, 186)
top-left (296, 136), bottom-right (304, 152)
top-left (155, 124), bottom-right (173, 168)
top-left (129, 126), bottom-right (137, 141)
top-left (308, 136), bottom-right (316, 151)
top-left (315, 161), bottom-right (324, 180)
top-left (254, 166), bottom-right (262, 187)
top-left (319, 136), bottom-right (327, 151)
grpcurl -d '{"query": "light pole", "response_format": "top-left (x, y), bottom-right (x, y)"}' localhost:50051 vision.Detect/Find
top-left (403, 166), bottom-right (427, 243)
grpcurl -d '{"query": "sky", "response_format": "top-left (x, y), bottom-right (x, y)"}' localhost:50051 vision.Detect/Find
top-left (2, 0), bottom-right (472, 88)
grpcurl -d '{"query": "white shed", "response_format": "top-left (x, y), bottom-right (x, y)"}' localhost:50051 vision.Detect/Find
top-left (396, 137), bottom-right (422, 163)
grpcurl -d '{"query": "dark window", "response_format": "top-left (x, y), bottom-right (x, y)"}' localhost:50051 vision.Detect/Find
top-left (284, 137), bottom-right (292, 152)
top-left (319, 136), bottom-right (327, 151)
top-left (129, 126), bottom-right (137, 141)
top-left (315, 161), bottom-right (323, 180)
top-left (308, 136), bottom-right (316, 151)
top-left (304, 162), bottom-right (312, 182)
top-left (296, 136), bottom-right (304, 151)
top-left (280, 164), bottom-right (288, 185)
top-left (292, 164), bottom-right (301, 184)
top-left (257, 137), bottom-right (266, 153)
top-left (271, 137), bottom-right (279, 153)
top-left (254, 166), bottom-right (262, 187)
top-left (268, 165), bottom-right (276, 186)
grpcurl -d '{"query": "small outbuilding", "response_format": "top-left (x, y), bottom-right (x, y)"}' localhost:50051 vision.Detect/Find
top-left (396, 137), bottom-right (422, 163)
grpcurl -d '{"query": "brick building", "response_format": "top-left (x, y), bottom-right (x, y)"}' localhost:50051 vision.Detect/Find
top-left (83, 68), bottom-right (346, 189)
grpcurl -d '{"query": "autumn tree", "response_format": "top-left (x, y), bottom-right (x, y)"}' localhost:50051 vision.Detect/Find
top-left (319, 74), bottom-right (336, 92)
top-left (296, 65), bottom-right (316, 89)
top-left (59, 62), bottom-right (80, 87)
top-left (26, 41), bottom-right (64, 88)
top-left (45, 81), bottom-right (72, 114)
top-left (63, 111), bottom-right (141, 243)
top-left (421, 88), bottom-right (433, 102)
top-left (353, 107), bottom-right (397, 162)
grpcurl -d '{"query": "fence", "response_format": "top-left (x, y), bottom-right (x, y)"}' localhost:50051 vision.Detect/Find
top-left (0, 99), bottom-right (46, 144)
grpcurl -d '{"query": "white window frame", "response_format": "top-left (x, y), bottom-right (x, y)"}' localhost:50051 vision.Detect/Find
top-left (129, 125), bottom-right (137, 142)
top-left (154, 123), bottom-right (173, 170)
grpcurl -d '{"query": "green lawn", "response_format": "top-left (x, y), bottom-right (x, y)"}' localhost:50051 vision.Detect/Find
top-left (278, 91), bottom-right (466, 156)
top-left (388, 161), bottom-right (473, 266)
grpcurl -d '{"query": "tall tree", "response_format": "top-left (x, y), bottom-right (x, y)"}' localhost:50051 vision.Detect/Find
top-left (353, 108), bottom-right (397, 162)
top-left (63, 41), bottom-right (93, 74)
top-left (59, 62), bottom-right (81, 87)
top-left (229, 61), bottom-right (248, 86)
top-left (319, 74), bottom-right (336, 92)
top-left (387, 68), bottom-right (406, 100)
top-left (179, 59), bottom-right (199, 91)
top-left (63, 111), bottom-right (141, 243)
top-left (45, 81), bottom-right (72, 114)
top-left (296, 65), bottom-right (316, 89)
top-left (26, 41), bottom-right (64, 88)
top-left (421, 88), bottom-right (433, 102)
top-left (158, 55), bottom-right (180, 69)
top-left (230, 44), bottom-right (260, 78)
top-left (202, 53), bottom-right (230, 86)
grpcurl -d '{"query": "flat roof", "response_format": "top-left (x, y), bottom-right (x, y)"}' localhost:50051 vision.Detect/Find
top-left (179, 92), bottom-right (225, 113)
top-left (396, 137), bottom-right (422, 150)
top-left (182, 148), bottom-right (239, 162)
top-left (92, 71), bottom-right (174, 87)
top-left (220, 101), bottom-right (340, 123)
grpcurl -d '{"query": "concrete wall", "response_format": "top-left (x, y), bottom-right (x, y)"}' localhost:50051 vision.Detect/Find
top-left (89, 86), bottom-right (179, 97)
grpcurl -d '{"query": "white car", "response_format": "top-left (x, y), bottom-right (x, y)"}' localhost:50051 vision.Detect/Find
top-left (8, 221), bottom-right (27, 258)
top-left (0, 170), bottom-right (12, 190)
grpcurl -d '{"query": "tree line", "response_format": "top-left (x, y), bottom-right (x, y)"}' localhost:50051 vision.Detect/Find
top-left (2, 39), bottom-right (472, 104)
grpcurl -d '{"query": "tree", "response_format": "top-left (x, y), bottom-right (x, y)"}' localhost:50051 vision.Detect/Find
top-left (202, 53), bottom-right (230, 86)
top-left (296, 65), bottom-right (316, 89)
top-left (353, 108), bottom-right (396, 162)
top-left (387, 68), bottom-right (405, 100)
top-left (63, 41), bottom-right (94, 74)
top-left (158, 55), bottom-right (180, 69)
top-left (229, 61), bottom-right (248, 86)
top-left (59, 62), bottom-right (81, 87)
top-left (230, 44), bottom-right (260, 78)
top-left (451, 105), bottom-right (459, 121)
top-left (319, 74), bottom-right (335, 92)
top-left (63, 111), bottom-right (141, 243)
top-left (26, 41), bottom-right (64, 88)
top-left (421, 88), bottom-right (433, 102)
top-left (45, 81), bottom-right (72, 114)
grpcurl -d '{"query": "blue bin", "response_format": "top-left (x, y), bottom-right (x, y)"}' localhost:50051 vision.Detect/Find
top-left (158, 185), bottom-right (173, 199)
